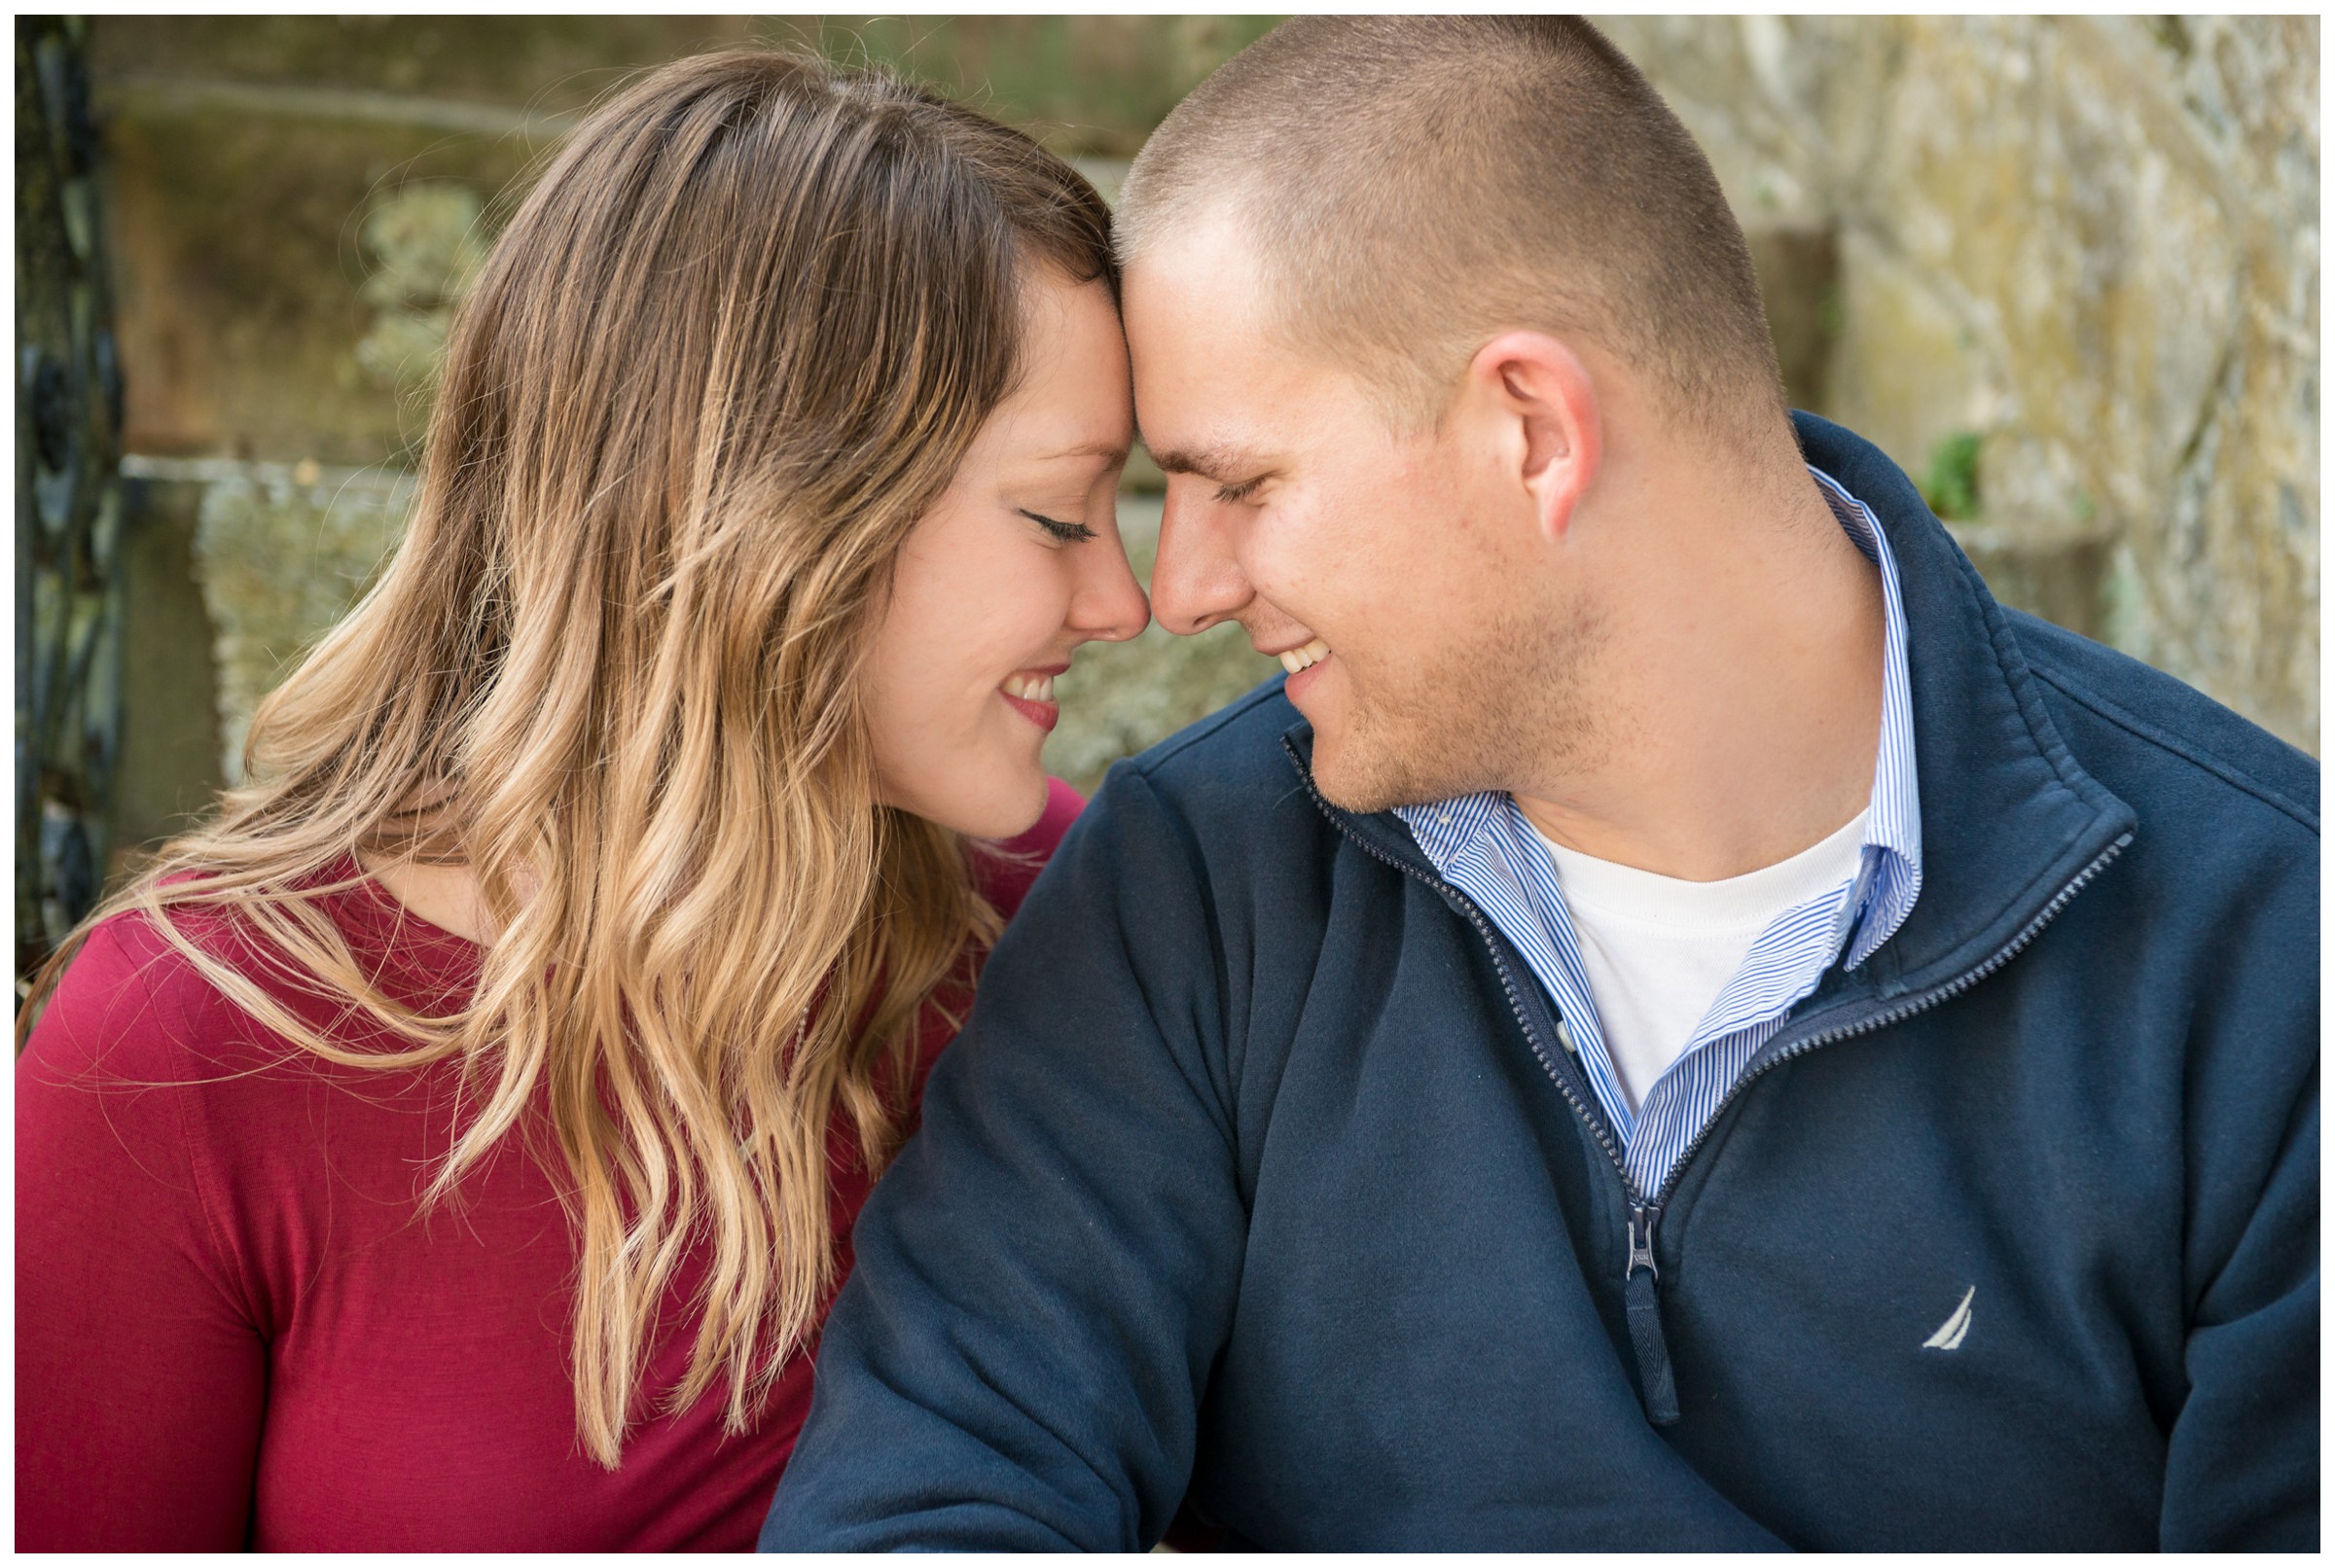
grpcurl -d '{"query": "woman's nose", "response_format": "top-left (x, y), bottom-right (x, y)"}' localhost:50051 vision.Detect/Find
top-left (1069, 531), bottom-right (1152, 645)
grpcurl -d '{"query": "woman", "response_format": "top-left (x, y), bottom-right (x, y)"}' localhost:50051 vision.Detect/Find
top-left (16, 50), bottom-right (1147, 1550)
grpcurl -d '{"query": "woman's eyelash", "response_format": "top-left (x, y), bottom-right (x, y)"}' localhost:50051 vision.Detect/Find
top-left (1020, 510), bottom-right (1096, 543)
top-left (1215, 477), bottom-right (1265, 505)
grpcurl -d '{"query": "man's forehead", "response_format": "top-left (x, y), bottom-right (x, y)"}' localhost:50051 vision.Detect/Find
top-left (1131, 335), bottom-right (1353, 481)
top-left (1124, 277), bottom-right (1290, 465)
top-left (1125, 248), bottom-right (1296, 375)
top-left (1124, 207), bottom-right (1274, 329)
top-left (1124, 211), bottom-right (1352, 466)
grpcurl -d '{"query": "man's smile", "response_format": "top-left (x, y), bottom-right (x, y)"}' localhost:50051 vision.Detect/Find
top-left (1275, 636), bottom-right (1329, 675)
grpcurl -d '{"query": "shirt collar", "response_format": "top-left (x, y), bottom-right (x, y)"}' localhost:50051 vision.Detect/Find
top-left (1397, 465), bottom-right (1923, 966)
top-left (1808, 464), bottom-right (1923, 965)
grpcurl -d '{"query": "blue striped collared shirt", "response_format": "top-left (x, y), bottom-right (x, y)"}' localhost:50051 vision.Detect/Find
top-left (1395, 467), bottom-right (1922, 1200)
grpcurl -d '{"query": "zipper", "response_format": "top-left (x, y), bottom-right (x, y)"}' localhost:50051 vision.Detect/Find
top-left (1642, 832), bottom-right (2132, 1213)
top-left (1282, 746), bottom-right (1683, 1416)
top-left (1624, 1203), bottom-right (1677, 1424)
top-left (1280, 746), bottom-right (1634, 1190)
top-left (1283, 739), bottom-right (2129, 1430)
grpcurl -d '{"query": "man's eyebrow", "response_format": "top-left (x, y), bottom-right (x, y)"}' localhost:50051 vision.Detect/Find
top-left (1145, 441), bottom-right (1258, 481)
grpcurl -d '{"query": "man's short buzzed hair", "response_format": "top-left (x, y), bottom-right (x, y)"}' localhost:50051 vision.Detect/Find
top-left (1118, 17), bottom-right (1788, 445)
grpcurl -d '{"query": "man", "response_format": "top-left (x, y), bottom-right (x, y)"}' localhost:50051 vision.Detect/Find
top-left (764, 18), bottom-right (2317, 1550)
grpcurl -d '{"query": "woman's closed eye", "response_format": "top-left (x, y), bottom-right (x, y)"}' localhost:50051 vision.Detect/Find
top-left (1019, 509), bottom-right (1097, 544)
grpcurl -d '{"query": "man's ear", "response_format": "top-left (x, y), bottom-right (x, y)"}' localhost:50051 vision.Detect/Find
top-left (1465, 331), bottom-right (1601, 544)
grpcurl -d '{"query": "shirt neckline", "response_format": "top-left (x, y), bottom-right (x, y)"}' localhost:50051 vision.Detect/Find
top-left (1534, 806), bottom-right (1871, 935)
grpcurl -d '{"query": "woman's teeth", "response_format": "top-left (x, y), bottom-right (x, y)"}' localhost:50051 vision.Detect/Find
top-left (1278, 638), bottom-right (1330, 675)
top-left (1003, 673), bottom-right (1057, 702)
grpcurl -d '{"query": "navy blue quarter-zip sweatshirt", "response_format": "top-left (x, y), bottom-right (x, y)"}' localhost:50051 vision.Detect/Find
top-left (761, 414), bottom-right (2318, 1551)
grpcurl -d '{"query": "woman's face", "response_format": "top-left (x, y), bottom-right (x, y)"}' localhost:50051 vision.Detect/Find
top-left (862, 272), bottom-right (1150, 838)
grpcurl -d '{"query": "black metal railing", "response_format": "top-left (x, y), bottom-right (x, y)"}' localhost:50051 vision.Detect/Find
top-left (17, 16), bottom-right (126, 991)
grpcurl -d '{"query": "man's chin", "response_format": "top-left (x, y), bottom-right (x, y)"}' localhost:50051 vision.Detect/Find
top-left (1307, 726), bottom-right (1454, 817)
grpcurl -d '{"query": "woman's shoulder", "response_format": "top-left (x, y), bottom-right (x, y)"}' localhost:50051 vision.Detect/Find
top-left (17, 907), bottom-right (294, 1306)
top-left (972, 775), bottom-right (1085, 918)
top-left (24, 869), bottom-right (470, 1088)
top-left (24, 905), bottom-right (261, 1087)
top-left (20, 890), bottom-right (473, 1292)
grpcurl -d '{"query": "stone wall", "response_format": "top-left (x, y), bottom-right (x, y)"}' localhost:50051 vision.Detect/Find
top-left (1600, 15), bottom-right (2319, 751)
top-left (83, 17), bottom-right (2318, 870)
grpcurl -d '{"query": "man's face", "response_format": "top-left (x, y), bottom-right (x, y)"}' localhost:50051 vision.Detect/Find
top-left (1124, 219), bottom-right (1600, 812)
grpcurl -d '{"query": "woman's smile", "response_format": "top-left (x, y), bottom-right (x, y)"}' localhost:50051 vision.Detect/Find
top-left (1000, 664), bottom-right (1068, 731)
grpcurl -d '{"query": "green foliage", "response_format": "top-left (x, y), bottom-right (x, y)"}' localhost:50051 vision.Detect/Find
top-left (776, 16), bottom-right (1285, 157)
top-left (1921, 430), bottom-right (1983, 521)
top-left (354, 183), bottom-right (485, 402)
top-left (1817, 285), bottom-right (1847, 339)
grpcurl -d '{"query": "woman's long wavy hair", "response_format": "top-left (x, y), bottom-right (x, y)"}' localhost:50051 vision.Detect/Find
top-left (19, 50), bottom-right (1115, 1465)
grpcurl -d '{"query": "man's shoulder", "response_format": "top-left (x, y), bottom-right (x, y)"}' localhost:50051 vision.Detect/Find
top-left (1113, 674), bottom-right (1309, 802)
top-left (2006, 608), bottom-right (2317, 850)
top-left (1062, 675), bottom-right (1354, 894)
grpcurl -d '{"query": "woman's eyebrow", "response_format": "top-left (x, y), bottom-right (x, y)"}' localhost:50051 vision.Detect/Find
top-left (1033, 439), bottom-right (1132, 463)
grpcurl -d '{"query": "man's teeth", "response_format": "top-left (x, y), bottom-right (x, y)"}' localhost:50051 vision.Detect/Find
top-left (1003, 673), bottom-right (1057, 702)
top-left (1277, 637), bottom-right (1330, 675)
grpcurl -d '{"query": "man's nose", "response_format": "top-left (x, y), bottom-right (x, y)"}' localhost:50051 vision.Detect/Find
top-left (1150, 481), bottom-right (1252, 637)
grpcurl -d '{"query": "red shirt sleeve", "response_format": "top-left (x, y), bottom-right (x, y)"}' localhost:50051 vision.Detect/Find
top-left (16, 917), bottom-right (269, 1550)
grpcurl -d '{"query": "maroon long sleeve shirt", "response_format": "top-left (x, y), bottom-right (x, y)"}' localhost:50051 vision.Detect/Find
top-left (16, 779), bottom-right (1080, 1550)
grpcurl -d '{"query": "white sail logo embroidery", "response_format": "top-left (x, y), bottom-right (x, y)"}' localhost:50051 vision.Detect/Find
top-left (1922, 1285), bottom-right (1976, 1350)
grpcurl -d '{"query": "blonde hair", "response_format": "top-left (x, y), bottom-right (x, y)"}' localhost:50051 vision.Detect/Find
top-left (20, 50), bottom-right (1114, 1465)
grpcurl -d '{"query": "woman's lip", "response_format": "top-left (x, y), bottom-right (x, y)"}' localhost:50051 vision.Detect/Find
top-left (1001, 692), bottom-right (1060, 732)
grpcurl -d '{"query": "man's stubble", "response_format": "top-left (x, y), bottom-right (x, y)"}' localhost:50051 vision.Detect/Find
top-left (1310, 584), bottom-right (1610, 817)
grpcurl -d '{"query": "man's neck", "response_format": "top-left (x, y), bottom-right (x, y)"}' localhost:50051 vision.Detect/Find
top-left (1513, 467), bottom-right (1885, 883)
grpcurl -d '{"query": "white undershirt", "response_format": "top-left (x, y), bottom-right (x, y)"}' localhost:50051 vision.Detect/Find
top-left (1533, 810), bottom-right (1870, 1114)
